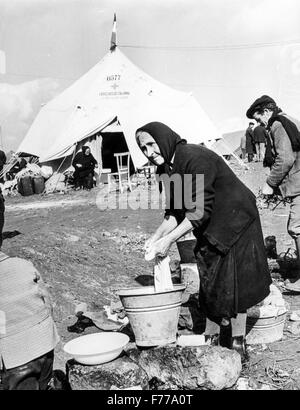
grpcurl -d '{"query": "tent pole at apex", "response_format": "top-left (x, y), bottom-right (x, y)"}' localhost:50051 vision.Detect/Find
top-left (110, 13), bottom-right (117, 52)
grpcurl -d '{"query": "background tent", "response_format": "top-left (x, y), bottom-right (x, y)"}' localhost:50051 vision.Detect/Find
top-left (211, 129), bottom-right (245, 157)
top-left (16, 46), bottom-right (222, 171)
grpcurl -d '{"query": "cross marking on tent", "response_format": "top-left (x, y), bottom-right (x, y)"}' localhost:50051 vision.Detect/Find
top-left (111, 82), bottom-right (119, 90)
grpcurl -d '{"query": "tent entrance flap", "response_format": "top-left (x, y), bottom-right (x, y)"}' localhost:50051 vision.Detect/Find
top-left (101, 131), bottom-right (134, 174)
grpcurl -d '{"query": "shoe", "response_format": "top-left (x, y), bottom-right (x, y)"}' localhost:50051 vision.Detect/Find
top-left (205, 334), bottom-right (220, 346)
top-left (231, 336), bottom-right (249, 363)
top-left (285, 278), bottom-right (300, 292)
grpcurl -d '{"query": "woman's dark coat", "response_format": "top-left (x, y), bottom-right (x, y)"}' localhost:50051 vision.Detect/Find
top-left (72, 147), bottom-right (97, 180)
top-left (137, 122), bottom-right (271, 319)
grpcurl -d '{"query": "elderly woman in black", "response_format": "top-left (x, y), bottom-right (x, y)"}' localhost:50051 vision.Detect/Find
top-left (136, 122), bottom-right (271, 360)
top-left (72, 146), bottom-right (98, 190)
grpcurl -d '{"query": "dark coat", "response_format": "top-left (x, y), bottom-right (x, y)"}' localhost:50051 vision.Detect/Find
top-left (72, 148), bottom-right (97, 179)
top-left (170, 144), bottom-right (271, 318)
top-left (245, 128), bottom-right (255, 153)
top-left (266, 114), bottom-right (300, 198)
top-left (0, 150), bottom-right (6, 168)
top-left (253, 125), bottom-right (267, 144)
top-left (136, 122), bottom-right (271, 319)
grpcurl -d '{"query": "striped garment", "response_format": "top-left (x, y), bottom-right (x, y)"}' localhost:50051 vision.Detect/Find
top-left (0, 252), bottom-right (59, 369)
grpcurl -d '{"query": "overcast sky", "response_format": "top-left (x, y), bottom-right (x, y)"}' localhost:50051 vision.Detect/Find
top-left (0, 0), bottom-right (300, 151)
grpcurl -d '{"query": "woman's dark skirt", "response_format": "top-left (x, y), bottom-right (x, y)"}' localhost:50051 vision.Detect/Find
top-left (195, 217), bottom-right (272, 319)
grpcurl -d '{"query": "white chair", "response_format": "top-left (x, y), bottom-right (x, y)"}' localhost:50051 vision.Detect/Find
top-left (107, 152), bottom-right (132, 193)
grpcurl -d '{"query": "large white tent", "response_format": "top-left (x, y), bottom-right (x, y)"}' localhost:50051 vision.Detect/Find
top-left (16, 46), bottom-right (221, 170)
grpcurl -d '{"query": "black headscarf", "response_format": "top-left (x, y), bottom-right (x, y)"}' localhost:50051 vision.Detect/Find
top-left (136, 122), bottom-right (186, 176)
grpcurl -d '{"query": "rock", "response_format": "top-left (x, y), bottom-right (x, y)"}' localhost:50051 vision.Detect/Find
top-left (126, 344), bottom-right (241, 390)
top-left (289, 310), bottom-right (300, 321)
top-left (64, 234), bottom-right (80, 242)
top-left (234, 377), bottom-right (257, 390)
top-left (291, 368), bottom-right (300, 389)
top-left (287, 321), bottom-right (300, 335)
top-left (177, 334), bottom-right (206, 347)
top-left (75, 302), bottom-right (88, 315)
top-left (235, 377), bottom-right (275, 390)
top-left (259, 383), bottom-right (273, 390)
top-left (23, 247), bottom-right (36, 255)
top-left (67, 355), bottom-right (149, 390)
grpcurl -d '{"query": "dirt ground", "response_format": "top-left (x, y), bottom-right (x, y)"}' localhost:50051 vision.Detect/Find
top-left (3, 161), bottom-right (300, 390)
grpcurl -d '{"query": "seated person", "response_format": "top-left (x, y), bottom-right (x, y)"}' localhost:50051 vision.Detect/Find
top-left (72, 146), bottom-right (98, 190)
top-left (6, 157), bottom-right (27, 181)
top-left (0, 194), bottom-right (60, 390)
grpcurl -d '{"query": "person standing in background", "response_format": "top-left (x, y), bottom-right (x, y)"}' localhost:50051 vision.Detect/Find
top-left (245, 122), bottom-right (255, 162)
top-left (246, 95), bottom-right (300, 292)
top-left (253, 124), bottom-right (267, 162)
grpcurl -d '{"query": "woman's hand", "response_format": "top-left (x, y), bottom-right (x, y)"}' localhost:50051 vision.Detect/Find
top-left (155, 236), bottom-right (172, 257)
top-left (144, 235), bottom-right (158, 251)
top-left (145, 236), bottom-right (172, 260)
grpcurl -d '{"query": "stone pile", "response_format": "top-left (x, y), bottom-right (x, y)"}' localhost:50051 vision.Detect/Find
top-left (67, 344), bottom-right (242, 390)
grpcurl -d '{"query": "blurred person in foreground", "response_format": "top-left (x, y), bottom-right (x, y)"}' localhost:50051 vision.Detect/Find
top-left (0, 150), bottom-right (6, 184)
top-left (0, 193), bottom-right (59, 390)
